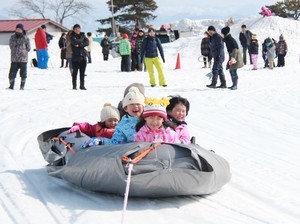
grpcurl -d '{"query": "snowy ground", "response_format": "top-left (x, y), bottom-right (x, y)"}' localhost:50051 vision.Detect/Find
top-left (0, 16), bottom-right (300, 224)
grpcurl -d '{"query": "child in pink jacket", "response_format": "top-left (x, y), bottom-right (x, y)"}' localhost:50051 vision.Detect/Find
top-left (67, 103), bottom-right (120, 138)
top-left (134, 98), bottom-right (181, 144)
top-left (166, 96), bottom-right (191, 144)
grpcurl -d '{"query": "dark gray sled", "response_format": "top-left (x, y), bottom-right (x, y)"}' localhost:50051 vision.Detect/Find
top-left (37, 128), bottom-right (231, 197)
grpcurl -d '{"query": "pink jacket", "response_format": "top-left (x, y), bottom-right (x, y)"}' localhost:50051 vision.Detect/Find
top-left (72, 122), bottom-right (115, 138)
top-left (134, 125), bottom-right (181, 144)
top-left (175, 124), bottom-right (191, 144)
top-left (261, 6), bottom-right (272, 16)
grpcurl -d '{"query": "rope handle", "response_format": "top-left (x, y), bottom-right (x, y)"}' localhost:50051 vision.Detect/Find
top-left (52, 137), bottom-right (76, 154)
top-left (121, 142), bottom-right (161, 164)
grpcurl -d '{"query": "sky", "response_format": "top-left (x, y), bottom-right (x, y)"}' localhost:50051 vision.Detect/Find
top-left (0, 14), bottom-right (300, 224)
top-left (1, 0), bottom-right (279, 32)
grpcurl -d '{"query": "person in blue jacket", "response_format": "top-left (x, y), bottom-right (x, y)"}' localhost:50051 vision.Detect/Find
top-left (141, 28), bottom-right (167, 87)
top-left (206, 26), bottom-right (227, 88)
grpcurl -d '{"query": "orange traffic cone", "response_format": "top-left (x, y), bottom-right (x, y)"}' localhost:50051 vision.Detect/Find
top-left (175, 53), bottom-right (181, 69)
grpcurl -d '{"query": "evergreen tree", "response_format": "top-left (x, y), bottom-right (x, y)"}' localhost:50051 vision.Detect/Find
top-left (266, 0), bottom-right (300, 20)
top-left (97, 0), bottom-right (158, 35)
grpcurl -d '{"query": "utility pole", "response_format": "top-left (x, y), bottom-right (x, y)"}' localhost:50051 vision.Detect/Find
top-left (110, 0), bottom-right (116, 38)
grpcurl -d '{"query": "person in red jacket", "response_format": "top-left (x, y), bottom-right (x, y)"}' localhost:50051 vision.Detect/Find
top-left (67, 103), bottom-right (120, 138)
top-left (34, 25), bottom-right (49, 69)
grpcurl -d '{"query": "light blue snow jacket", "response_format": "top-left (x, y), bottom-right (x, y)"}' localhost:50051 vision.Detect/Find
top-left (102, 114), bottom-right (139, 145)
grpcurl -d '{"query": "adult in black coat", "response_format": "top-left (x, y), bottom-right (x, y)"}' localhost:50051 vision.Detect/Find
top-left (206, 26), bottom-right (226, 88)
top-left (239, 24), bottom-right (253, 65)
top-left (200, 31), bottom-right (212, 68)
top-left (70, 24), bottom-right (89, 90)
top-left (58, 33), bottom-right (68, 68)
top-left (100, 34), bottom-right (111, 61)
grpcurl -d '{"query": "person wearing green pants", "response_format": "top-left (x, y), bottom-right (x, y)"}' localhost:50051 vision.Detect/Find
top-left (141, 28), bottom-right (167, 87)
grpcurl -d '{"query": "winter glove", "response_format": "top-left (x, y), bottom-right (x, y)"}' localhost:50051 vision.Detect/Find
top-left (67, 125), bottom-right (80, 134)
top-left (81, 137), bottom-right (102, 148)
top-left (228, 58), bottom-right (236, 65)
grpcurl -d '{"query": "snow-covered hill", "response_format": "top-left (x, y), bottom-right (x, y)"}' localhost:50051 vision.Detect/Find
top-left (172, 16), bottom-right (300, 54)
top-left (0, 16), bottom-right (300, 224)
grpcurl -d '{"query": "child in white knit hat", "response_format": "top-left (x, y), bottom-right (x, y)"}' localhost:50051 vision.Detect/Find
top-left (134, 97), bottom-right (181, 143)
top-left (82, 87), bottom-right (145, 147)
top-left (68, 103), bottom-right (120, 138)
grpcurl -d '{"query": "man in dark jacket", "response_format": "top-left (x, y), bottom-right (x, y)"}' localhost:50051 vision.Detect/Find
top-left (206, 26), bottom-right (226, 88)
top-left (7, 23), bottom-right (31, 90)
top-left (141, 28), bottom-right (167, 87)
top-left (100, 34), bottom-right (111, 61)
top-left (239, 24), bottom-right (253, 65)
top-left (70, 24), bottom-right (89, 90)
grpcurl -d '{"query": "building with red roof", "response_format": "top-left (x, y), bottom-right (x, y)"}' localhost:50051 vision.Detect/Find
top-left (0, 19), bottom-right (69, 45)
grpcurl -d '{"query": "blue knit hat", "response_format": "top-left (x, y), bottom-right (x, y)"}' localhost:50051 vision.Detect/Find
top-left (16, 23), bottom-right (24, 31)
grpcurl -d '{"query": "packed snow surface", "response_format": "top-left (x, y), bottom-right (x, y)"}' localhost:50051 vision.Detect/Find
top-left (0, 16), bottom-right (300, 224)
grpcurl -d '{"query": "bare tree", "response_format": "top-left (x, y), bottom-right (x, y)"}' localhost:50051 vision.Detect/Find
top-left (9, 0), bottom-right (92, 25)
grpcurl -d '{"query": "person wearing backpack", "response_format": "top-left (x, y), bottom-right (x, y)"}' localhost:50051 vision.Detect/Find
top-left (140, 28), bottom-right (167, 87)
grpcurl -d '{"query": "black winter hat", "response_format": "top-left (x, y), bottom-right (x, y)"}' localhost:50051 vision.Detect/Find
top-left (207, 26), bottom-right (216, 32)
top-left (73, 24), bottom-right (81, 30)
top-left (41, 25), bottom-right (46, 29)
top-left (221, 26), bottom-right (230, 36)
top-left (16, 23), bottom-right (24, 31)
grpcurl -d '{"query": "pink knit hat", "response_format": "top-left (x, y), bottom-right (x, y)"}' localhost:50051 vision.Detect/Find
top-left (142, 98), bottom-right (170, 120)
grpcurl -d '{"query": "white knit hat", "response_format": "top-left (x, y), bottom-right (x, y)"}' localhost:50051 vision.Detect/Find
top-left (122, 87), bottom-right (145, 108)
top-left (100, 103), bottom-right (120, 122)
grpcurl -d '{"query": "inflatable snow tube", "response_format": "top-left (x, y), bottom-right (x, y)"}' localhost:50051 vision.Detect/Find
top-left (37, 128), bottom-right (231, 197)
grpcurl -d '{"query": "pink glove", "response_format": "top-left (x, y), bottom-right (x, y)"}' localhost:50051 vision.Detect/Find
top-left (229, 58), bottom-right (237, 65)
top-left (67, 125), bottom-right (80, 134)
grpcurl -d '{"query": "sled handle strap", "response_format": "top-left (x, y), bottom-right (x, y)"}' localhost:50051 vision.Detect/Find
top-left (121, 142), bottom-right (161, 164)
top-left (52, 137), bottom-right (76, 154)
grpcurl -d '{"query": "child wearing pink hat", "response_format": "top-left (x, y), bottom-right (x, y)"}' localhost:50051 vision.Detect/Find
top-left (134, 98), bottom-right (181, 143)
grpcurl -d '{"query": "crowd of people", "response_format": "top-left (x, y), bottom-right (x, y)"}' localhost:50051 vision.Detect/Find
top-left (200, 24), bottom-right (288, 90)
top-left (6, 21), bottom-right (288, 91)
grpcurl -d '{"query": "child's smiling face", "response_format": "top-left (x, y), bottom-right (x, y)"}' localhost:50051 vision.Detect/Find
top-left (124, 103), bottom-right (144, 117)
top-left (104, 118), bottom-right (119, 129)
top-left (145, 116), bottom-right (164, 131)
top-left (167, 103), bottom-right (187, 122)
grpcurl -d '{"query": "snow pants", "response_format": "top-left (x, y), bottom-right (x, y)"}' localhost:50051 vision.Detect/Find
top-left (251, 54), bottom-right (258, 69)
top-left (145, 57), bottom-right (166, 86)
top-left (72, 58), bottom-right (87, 89)
top-left (277, 54), bottom-right (286, 67)
top-left (242, 46), bottom-right (252, 65)
top-left (37, 49), bottom-right (49, 69)
top-left (8, 62), bottom-right (27, 89)
top-left (211, 56), bottom-right (226, 86)
top-left (121, 55), bottom-right (131, 72)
